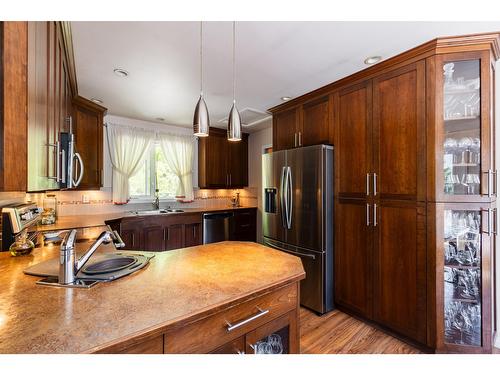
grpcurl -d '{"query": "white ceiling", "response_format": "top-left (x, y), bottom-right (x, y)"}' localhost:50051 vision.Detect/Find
top-left (71, 21), bottom-right (500, 132)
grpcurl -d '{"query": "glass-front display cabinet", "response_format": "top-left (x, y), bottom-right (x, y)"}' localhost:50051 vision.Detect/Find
top-left (435, 203), bottom-right (494, 353)
top-left (436, 51), bottom-right (496, 203)
top-left (431, 46), bottom-right (497, 353)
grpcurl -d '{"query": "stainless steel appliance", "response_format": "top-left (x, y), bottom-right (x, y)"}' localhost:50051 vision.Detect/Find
top-left (48, 117), bottom-right (84, 189)
top-left (203, 211), bottom-right (234, 244)
top-left (262, 144), bottom-right (334, 314)
top-left (1, 202), bottom-right (42, 251)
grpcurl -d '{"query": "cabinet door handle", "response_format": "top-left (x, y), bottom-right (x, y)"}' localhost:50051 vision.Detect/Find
top-left (366, 203), bottom-right (371, 226)
top-left (230, 173), bottom-right (232, 186)
top-left (374, 203), bottom-right (378, 227)
top-left (373, 173), bottom-right (378, 196)
top-left (298, 132), bottom-right (302, 146)
top-left (366, 173), bottom-right (370, 196)
top-left (294, 133), bottom-right (297, 147)
top-left (225, 307), bottom-right (269, 332)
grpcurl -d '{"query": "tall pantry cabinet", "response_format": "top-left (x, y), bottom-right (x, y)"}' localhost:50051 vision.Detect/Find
top-left (268, 33), bottom-right (500, 353)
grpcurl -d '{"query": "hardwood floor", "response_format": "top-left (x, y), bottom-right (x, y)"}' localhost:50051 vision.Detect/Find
top-left (299, 308), bottom-right (421, 354)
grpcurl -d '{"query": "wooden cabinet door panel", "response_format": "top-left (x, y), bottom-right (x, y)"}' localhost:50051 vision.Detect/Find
top-left (273, 107), bottom-right (298, 151)
top-left (373, 201), bottom-right (427, 344)
top-left (301, 95), bottom-right (331, 147)
top-left (27, 22), bottom-right (50, 192)
top-left (74, 106), bottom-right (102, 189)
top-left (143, 226), bottom-right (165, 251)
top-left (184, 223), bottom-right (202, 248)
top-left (336, 81), bottom-right (372, 198)
top-left (228, 134), bottom-right (248, 187)
top-left (373, 61), bottom-right (426, 201)
top-left (166, 224), bottom-right (184, 250)
top-left (206, 132), bottom-right (228, 187)
top-left (335, 199), bottom-right (373, 319)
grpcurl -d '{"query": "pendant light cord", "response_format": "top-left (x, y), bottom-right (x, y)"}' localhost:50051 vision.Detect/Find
top-left (232, 21), bottom-right (236, 104)
top-left (200, 21), bottom-right (203, 96)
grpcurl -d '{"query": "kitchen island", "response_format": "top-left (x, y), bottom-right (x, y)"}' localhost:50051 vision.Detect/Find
top-left (0, 241), bottom-right (304, 354)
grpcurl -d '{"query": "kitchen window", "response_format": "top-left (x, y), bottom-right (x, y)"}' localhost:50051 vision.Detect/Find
top-left (129, 143), bottom-right (181, 201)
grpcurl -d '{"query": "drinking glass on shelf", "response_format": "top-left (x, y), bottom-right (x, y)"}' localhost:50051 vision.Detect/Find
top-left (268, 334), bottom-right (283, 354)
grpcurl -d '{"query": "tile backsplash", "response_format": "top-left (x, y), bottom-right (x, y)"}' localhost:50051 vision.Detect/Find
top-left (26, 188), bottom-right (258, 216)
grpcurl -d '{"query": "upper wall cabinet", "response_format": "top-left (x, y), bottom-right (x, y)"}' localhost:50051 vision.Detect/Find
top-left (0, 22), bottom-right (28, 191)
top-left (198, 127), bottom-right (249, 189)
top-left (272, 96), bottom-right (333, 151)
top-left (1, 21), bottom-right (105, 192)
top-left (301, 95), bottom-right (332, 147)
top-left (72, 96), bottom-right (107, 190)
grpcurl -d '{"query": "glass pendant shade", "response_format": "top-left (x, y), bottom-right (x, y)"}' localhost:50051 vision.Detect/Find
top-left (193, 94), bottom-right (209, 137)
top-left (227, 101), bottom-right (242, 142)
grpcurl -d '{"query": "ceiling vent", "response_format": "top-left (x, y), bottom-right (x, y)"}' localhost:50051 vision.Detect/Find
top-left (219, 107), bottom-right (271, 127)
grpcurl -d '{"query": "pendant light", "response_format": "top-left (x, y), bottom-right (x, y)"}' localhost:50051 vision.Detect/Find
top-left (193, 21), bottom-right (209, 137)
top-left (227, 21), bottom-right (242, 142)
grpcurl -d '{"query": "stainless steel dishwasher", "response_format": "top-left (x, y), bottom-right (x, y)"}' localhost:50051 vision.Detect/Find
top-left (202, 211), bottom-right (234, 244)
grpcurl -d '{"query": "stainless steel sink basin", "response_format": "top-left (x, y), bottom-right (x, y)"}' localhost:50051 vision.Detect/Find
top-left (132, 208), bottom-right (184, 215)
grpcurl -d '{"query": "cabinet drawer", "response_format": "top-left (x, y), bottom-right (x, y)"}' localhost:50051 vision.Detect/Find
top-left (164, 283), bottom-right (297, 353)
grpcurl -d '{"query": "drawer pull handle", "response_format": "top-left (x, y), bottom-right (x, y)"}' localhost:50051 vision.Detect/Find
top-left (225, 307), bottom-right (269, 332)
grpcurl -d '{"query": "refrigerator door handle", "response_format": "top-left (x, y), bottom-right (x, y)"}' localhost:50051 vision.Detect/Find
top-left (286, 166), bottom-right (293, 229)
top-left (280, 166), bottom-right (287, 228)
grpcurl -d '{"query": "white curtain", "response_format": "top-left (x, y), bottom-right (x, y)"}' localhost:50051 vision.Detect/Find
top-left (106, 123), bottom-right (154, 204)
top-left (157, 133), bottom-right (195, 202)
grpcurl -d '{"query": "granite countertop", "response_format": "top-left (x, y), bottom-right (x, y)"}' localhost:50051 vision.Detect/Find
top-left (0, 240), bottom-right (303, 353)
top-left (35, 206), bottom-right (257, 231)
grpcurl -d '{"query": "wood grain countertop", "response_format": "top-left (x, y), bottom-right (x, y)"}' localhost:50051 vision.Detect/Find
top-left (0, 240), bottom-right (304, 353)
top-left (35, 206), bottom-right (257, 231)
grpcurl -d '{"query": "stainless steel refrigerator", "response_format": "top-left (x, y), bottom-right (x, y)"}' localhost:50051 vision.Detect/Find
top-left (262, 144), bottom-right (334, 314)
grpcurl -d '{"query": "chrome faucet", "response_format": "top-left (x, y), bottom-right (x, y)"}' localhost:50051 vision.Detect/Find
top-left (152, 188), bottom-right (160, 210)
top-left (58, 229), bottom-right (125, 285)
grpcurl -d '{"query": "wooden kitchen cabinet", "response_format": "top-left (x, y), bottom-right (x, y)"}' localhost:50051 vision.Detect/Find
top-left (334, 199), bottom-right (373, 320)
top-left (198, 127), bottom-right (249, 189)
top-left (164, 283), bottom-right (299, 354)
top-left (269, 33), bottom-right (500, 352)
top-left (301, 95), bottom-right (332, 147)
top-left (335, 80), bottom-right (372, 199)
top-left (0, 22), bottom-right (28, 191)
top-left (184, 223), bottom-right (202, 248)
top-left (273, 107), bottom-right (299, 151)
top-left (372, 61), bottom-right (427, 202)
top-left (231, 208), bottom-right (257, 242)
top-left (72, 96), bottom-right (106, 190)
top-left (26, 22), bottom-right (76, 192)
top-left (372, 201), bottom-right (427, 344)
top-left (272, 96), bottom-right (332, 152)
top-left (107, 213), bottom-right (203, 252)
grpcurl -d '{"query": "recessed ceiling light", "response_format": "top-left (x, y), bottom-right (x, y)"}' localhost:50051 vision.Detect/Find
top-left (155, 117), bottom-right (165, 122)
top-left (281, 96), bottom-right (292, 101)
top-left (91, 98), bottom-right (103, 104)
top-left (113, 68), bottom-right (129, 77)
top-left (364, 56), bottom-right (382, 65)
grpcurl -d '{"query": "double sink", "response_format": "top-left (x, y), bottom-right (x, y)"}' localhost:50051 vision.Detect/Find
top-left (132, 208), bottom-right (184, 215)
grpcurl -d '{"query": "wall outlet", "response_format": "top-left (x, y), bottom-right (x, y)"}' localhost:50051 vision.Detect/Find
top-left (201, 191), bottom-right (208, 199)
top-left (82, 194), bottom-right (90, 204)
